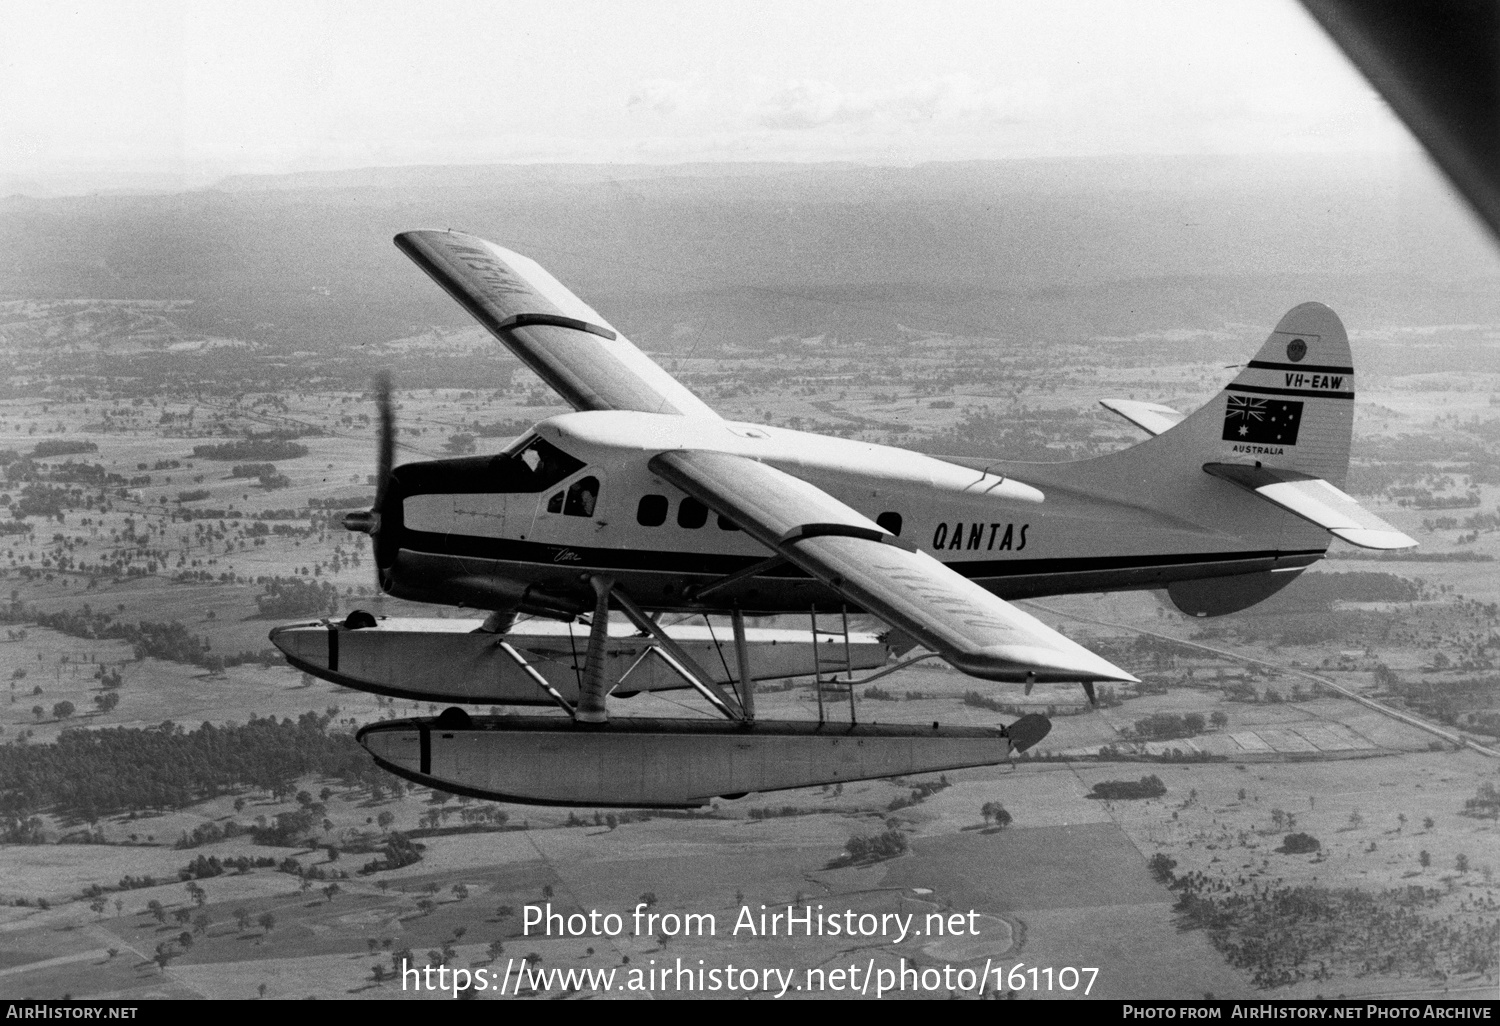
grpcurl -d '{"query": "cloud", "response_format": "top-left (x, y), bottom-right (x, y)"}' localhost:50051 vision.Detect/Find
top-left (626, 79), bottom-right (691, 116)
top-left (754, 75), bottom-right (1030, 131)
top-left (757, 80), bottom-right (874, 130)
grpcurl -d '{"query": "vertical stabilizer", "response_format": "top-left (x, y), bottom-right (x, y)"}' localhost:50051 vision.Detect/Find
top-left (1148, 302), bottom-right (1354, 488)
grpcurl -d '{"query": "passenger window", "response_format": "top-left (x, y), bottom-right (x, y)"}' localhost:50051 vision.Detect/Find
top-left (677, 497), bottom-right (708, 529)
top-left (637, 494), bottom-right (668, 527)
top-left (564, 476), bottom-right (600, 517)
top-left (877, 512), bottom-right (903, 536)
top-left (717, 515), bottom-right (740, 531)
top-left (546, 491), bottom-right (563, 514)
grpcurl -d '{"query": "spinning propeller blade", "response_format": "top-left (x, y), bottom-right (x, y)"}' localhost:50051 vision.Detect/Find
top-left (343, 373), bottom-right (393, 542)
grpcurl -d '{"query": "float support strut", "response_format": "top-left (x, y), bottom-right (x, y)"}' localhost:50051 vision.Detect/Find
top-left (576, 575), bottom-right (614, 724)
top-left (495, 641), bottom-right (575, 717)
top-left (609, 584), bottom-right (744, 720)
top-left (731, 608), bottom-right (755, 721)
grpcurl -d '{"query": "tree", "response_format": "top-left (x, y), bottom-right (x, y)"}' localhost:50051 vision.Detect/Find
top-left (994, 806), bottom-right (1013, 829)
top-left (444, 433), bottom-right (477, 455)
top-left (31, 705), bottom-right (43, 721)
top-left (377, 810), bottom-right (394, 831)
top-left (323, 882), bottom-right (341, 902)
top-left (1210, 711), bottom-right (1229, 730)
top-left (257, 911), bottom-right (275, 935)
top-left (1148, 853), bottom-right (1177, 884)
top-left (234, 907), bottom-right (252, 931)
top-left (1423, 816), bottom-right (1435, 830)
top-left (1281, 832), bottom-right (1320, 854)
top-left (1419, 850), bottom-right (1432, 869)
top-left (1455, 853), bottom-right (1470, 873)
top-left (51, 700), bottom-right (75, 720)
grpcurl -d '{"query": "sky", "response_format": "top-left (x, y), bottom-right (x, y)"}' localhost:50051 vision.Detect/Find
top-left (0, 0), bottom-right (1418, 194)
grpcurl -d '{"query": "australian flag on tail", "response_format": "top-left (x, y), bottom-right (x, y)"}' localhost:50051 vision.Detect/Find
top-left (1222, 394), bottom-right (1303, 445)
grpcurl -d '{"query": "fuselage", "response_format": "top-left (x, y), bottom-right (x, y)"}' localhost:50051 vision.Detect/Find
top-left (370, 409), bottom-right (1328, 617)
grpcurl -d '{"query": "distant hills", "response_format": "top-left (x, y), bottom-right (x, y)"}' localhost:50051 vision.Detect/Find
top-left (3, 156), bottom-right (1499, 373)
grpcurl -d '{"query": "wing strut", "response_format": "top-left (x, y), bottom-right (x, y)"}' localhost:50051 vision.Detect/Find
top-left (690, 555), bottom-right (788, 604)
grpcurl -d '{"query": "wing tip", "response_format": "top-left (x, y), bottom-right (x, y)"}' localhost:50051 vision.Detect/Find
top-left (950, 646), bottom-right (1139, 685)
top-left (1331, 527), bottom-right (1419, 550)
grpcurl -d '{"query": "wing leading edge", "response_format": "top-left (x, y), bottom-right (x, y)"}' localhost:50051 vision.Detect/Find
top-left (395, 231), bottom-right (718, 418)
top-left (650, 450), bottom-right (1138, 684)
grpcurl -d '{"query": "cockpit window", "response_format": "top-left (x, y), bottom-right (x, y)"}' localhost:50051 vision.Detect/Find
top-left (564, 476), bottom-right (599, 517)
top-left (493, 436), bottom-right (585, 492)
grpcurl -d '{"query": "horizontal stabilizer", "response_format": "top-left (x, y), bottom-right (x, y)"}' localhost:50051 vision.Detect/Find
top-left (1204, 463), bottom-right (1417, 550)
top-left (1099, 399), bottom-right (1185, 436)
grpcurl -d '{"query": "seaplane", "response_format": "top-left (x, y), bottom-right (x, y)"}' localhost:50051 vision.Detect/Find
top-left (270, 229), bottom-right (1415, 807)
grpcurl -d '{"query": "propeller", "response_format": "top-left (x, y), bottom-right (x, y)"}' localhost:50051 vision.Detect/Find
top-left (343, 372), bottom-right (393, 540)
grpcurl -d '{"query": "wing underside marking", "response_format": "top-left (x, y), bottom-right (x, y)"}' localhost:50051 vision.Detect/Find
top-left (650, 450), bottom-right (1136, 683)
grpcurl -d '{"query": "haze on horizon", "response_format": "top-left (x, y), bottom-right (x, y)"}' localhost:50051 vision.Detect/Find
top-left (3, 0), bottom-right (1419, 196)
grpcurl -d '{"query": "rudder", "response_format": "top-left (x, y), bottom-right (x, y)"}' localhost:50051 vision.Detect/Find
top-left (1161, 302), bottom-right (1354, 488)
top-left (1215, 302), bottom-right (1353, 487)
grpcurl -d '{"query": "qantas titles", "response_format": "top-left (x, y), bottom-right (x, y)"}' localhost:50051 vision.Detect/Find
top-left (931, 521), bottom-right (1029, 552)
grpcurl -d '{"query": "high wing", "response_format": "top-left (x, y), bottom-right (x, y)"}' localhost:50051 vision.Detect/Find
top-left (400, 230), bottom-right (1134, 684)
top-left (650, 450), bottom-right (1138, 684)
top-left (395, 230), bottom-right (719, 418)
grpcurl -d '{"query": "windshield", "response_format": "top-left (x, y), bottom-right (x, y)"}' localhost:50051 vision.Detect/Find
top-left (493, 435), bottom-right (585, 492)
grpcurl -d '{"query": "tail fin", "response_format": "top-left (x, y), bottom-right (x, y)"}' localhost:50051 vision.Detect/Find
top-left (1193, 302), bottom-right (1354, 487)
